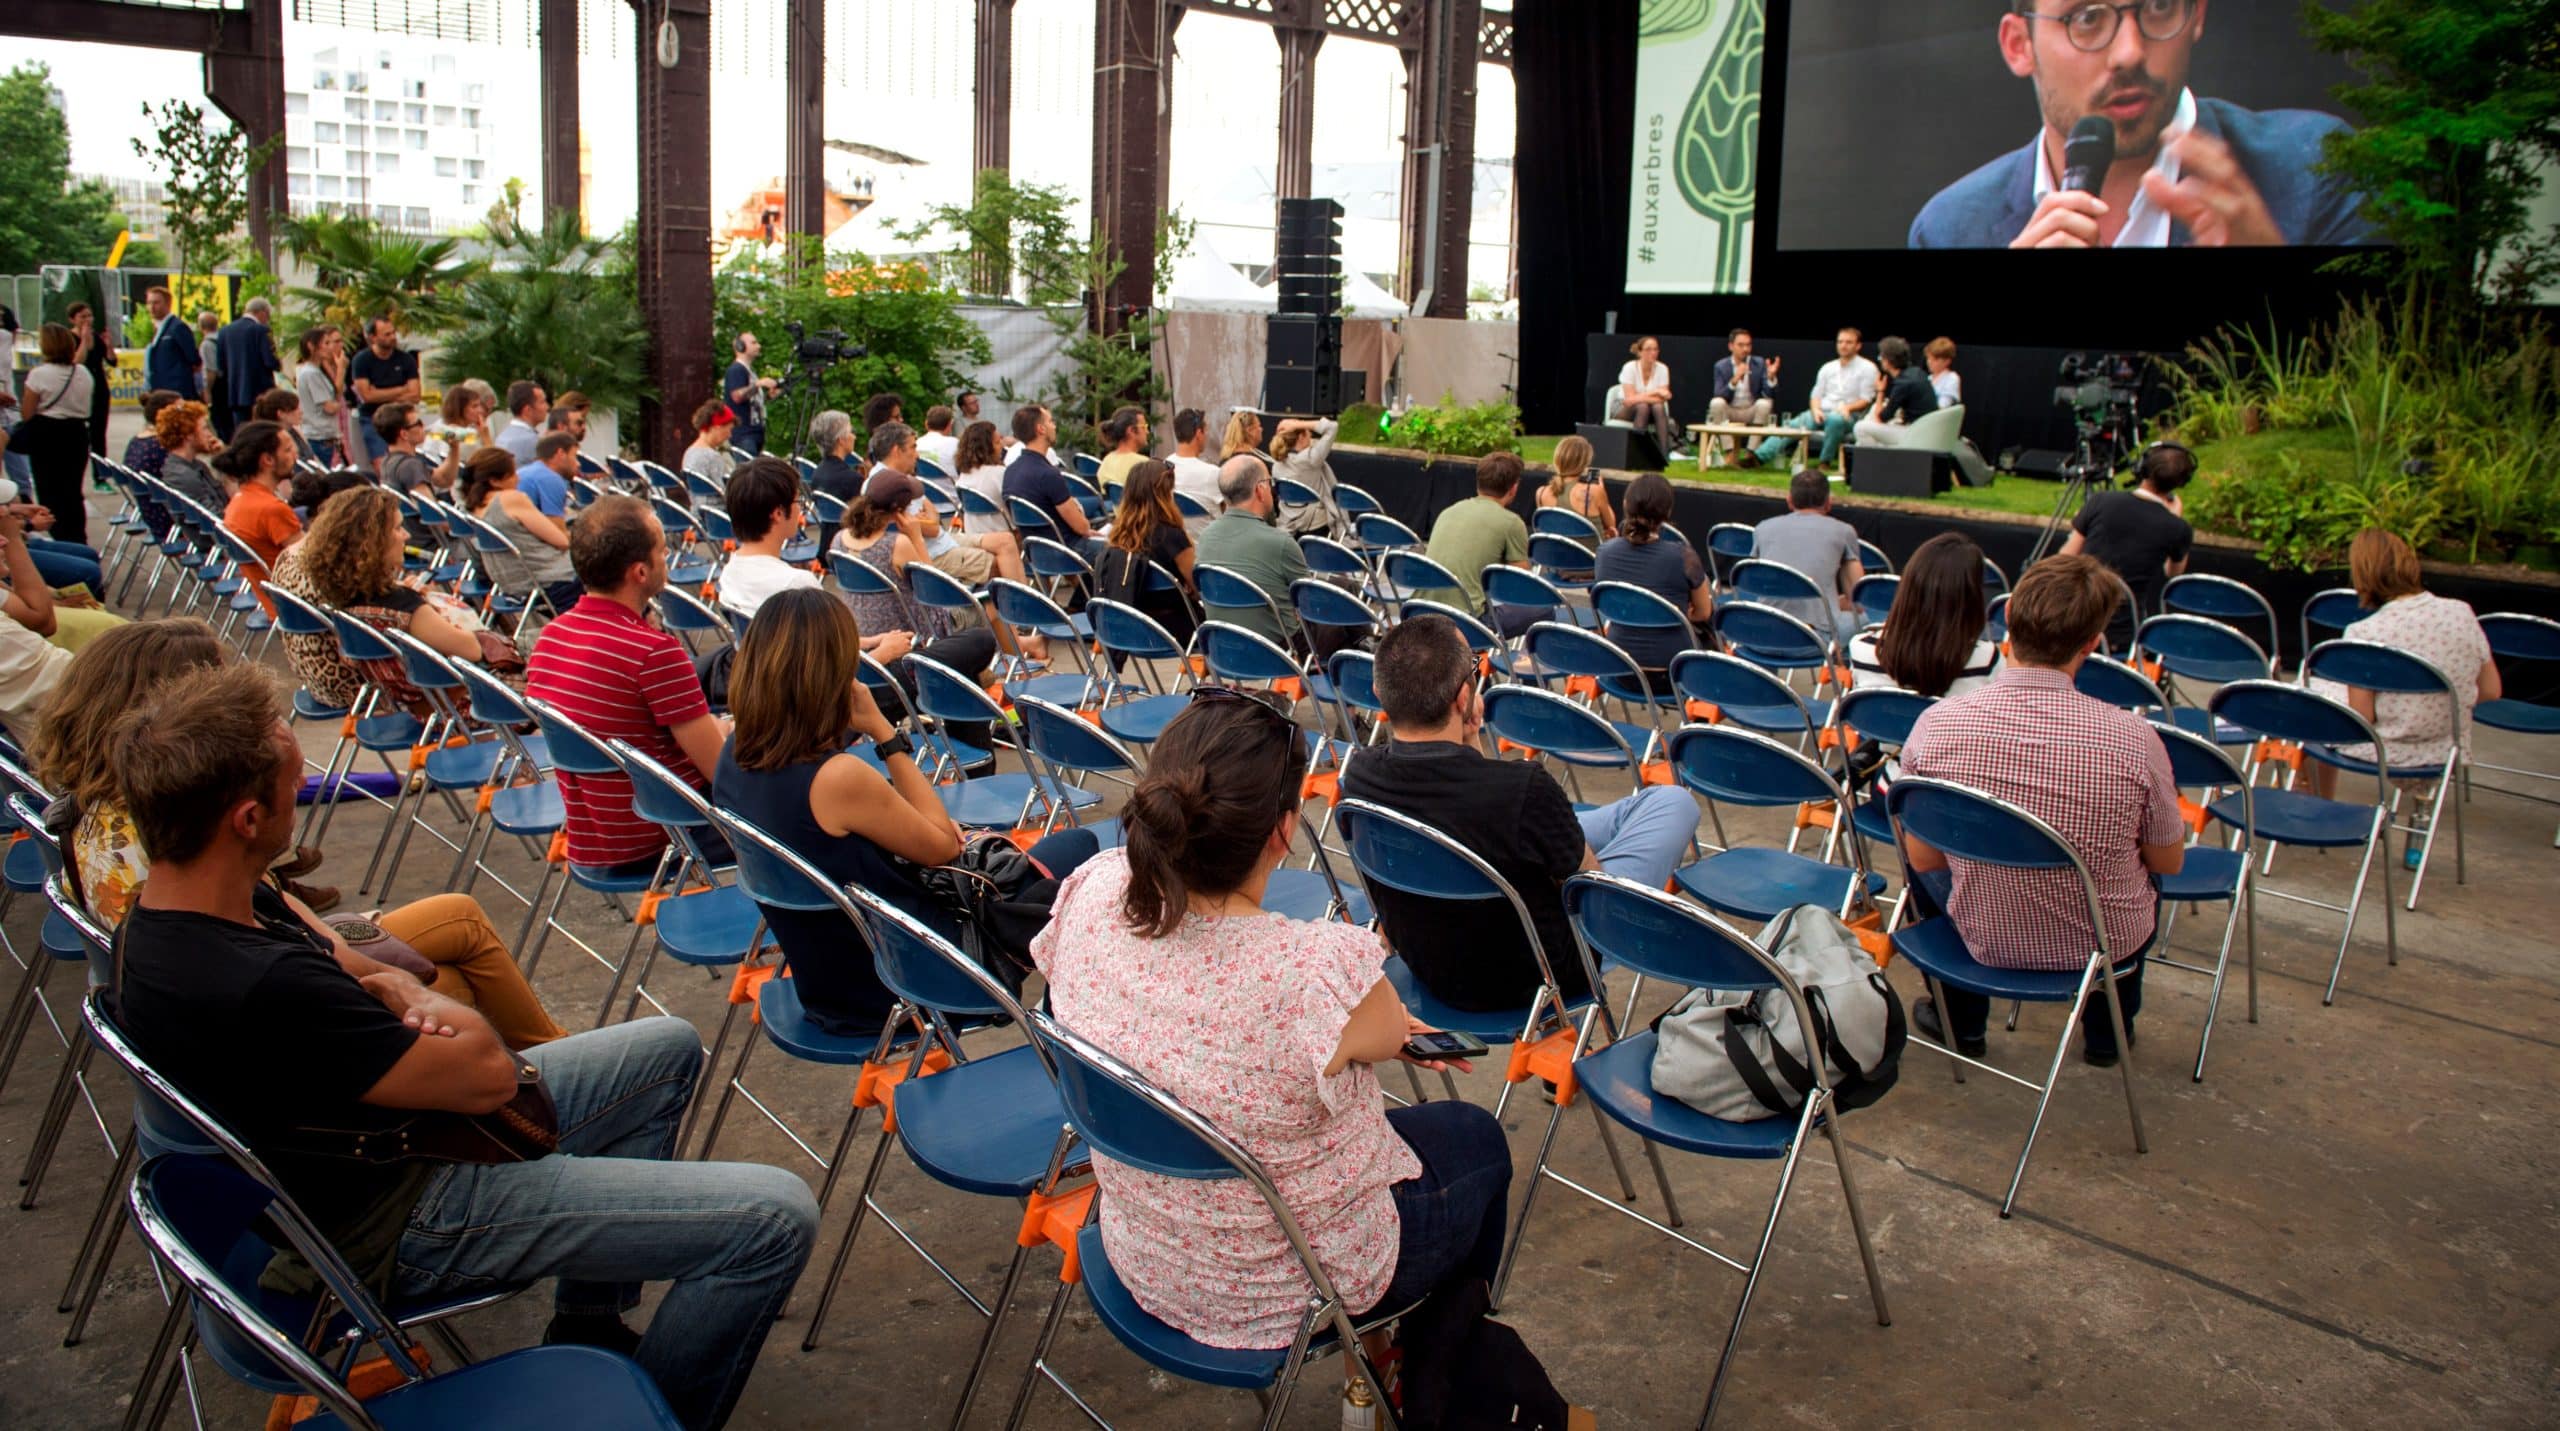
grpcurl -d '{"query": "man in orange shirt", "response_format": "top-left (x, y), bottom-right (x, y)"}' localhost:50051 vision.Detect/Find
top-left (213, 419), bottom-right (304, 611)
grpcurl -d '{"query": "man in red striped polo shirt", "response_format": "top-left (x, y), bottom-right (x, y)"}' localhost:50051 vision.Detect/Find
top-left (526, 495), bottom-right (730, 873)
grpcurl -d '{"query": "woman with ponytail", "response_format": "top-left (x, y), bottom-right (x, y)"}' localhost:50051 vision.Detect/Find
top-left (1029, 689), bottom-right (1549, 1388)
top-left (1593, 471), bottom-right (1710, 675)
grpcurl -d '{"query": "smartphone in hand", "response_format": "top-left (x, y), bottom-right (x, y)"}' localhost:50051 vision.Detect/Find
top-left (1400, 1029), bottom-right (1492, 1063)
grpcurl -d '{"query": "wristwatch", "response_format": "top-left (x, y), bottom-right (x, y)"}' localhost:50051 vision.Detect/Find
top-left (872, 732), bottom-right (914, 762)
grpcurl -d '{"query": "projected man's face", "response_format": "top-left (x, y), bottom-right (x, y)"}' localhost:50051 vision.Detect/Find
top-left (2000, 0), bottom-right (2206, 166)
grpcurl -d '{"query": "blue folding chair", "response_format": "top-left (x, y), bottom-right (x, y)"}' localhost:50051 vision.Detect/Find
top-left (2151, 723), bottom-right (2258, 1082)
top-left (1528, 532), bottom-right (1599, 592)
top-left (448, 658), bottom-right (568, 919)
top-left (1499, 877), bottom-right (1892, 1425)
top-left (2074, 651), bottom-right (2171, 713)
top-left (1333, 798), bottom-right (1625, 1136)
top-left (131, 1152), bottom-right (677, 1431)
top-left (1668, 723), bottom-right (1882, 922)
top-left (654, 585), bottom-right (735, 662)
top-left (1985, 591), bottom-right (2010, 644)
top-left (1592, 578), bottom-right (1698, 658)
top-left (1531, 504), bottom-right (1601, 542)
top-left (1172, 489), bottom-right (1215, 523)
top-left (2471, 613), bottom-right (2560, 828)
top-left (955, 481), bottom-right (1012, 535)
top-left (1007, 694), bottom-right (1138, 847)
top-left (985, 576), bottom-right (1105, 707)
top-left (1713, 599), bottom-right (1834, 682)
top-left (369, 629), bottom-right (526, 903)
top-left (999, 1008), bottom-right (1409, 1431)
top-left (1069, 451), bottom-right (1103, 481)
top-left (827, 548), bottom-right (922, 632)
top-left (1671, 647), bottom-right (1825, 749)
top-left (1352, 511), bottom-right (1423, 555)
top-left (513, 695), bottom-right (683, 984)
top-left (1885, 776), bottom-right (2149, 1217)
top-left (2162, 573), bottom-right (2280, 662)
top-left (1483, 564), bottom-right (1578, 632)
top-left (1705, 522), bottom-right (1755, 590)
top-left (1289, 576), bottom-right (1382, 657)
top-left (1193, 619), bottom-right (1348, 757)
top-left (1270, 473), bottom-right (1323, 510)
top-left (1379, 548), bottom-right (1468, 611)
top-left (1852, 572), bottom-right (1900, 628)
top-left (1857, 538), bottom-right (1893, 575)
top-left (1193, 563), bottom-right (1293, 643)
top-left (2133, 614), bottom-right (2268, 745)
top-left (1007, 494), bottom-right (1067, 548)
top-left (322, 610), bottom-right (442, 887)
top-left (2299, 585), bottom-right (2372, 663)
top-left (1333, 481), bottom-right (1382, 519)
top-left (1082, 598), bottom-right (1195, 745)
top-left (1481, 682), bottom-right (1657, 815)
top-left (2301, 639), bottom-right (2466, 908)
top-left (1022, 534), bottom-right (1099, 603)
top-left (1521, 621), bottom-right (1680, 756)
top-left (904, 654), bottom-right (1104, 831)
top-left (1828, 686), bottom-right (1941, 914)
top-left (600, 740), bottom-right (769, 1061)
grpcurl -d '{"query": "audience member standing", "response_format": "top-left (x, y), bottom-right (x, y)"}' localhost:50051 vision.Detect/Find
top-left (1343, 615), bottom-right (1702, 1012)
top-left (141, 286), bottom-right (200, 400)
top-left (16, 324), bottom-right (96, 544)
top-left (294, 325), bottom-right (351, 468)
top-left (1750, 468), bottom-right (1864, 649)
top-left (526, 495), bottom-right (732, 876)
top-left (106, 660), bottom-right (815, 1431)
top-left (724, 332), bottom-right (776, 456)
top-left (1898, 554), bottom-right (2184, 1066)
top-left (347, 316), bottom-right (422, 472)
top-left (65, 302), bottom-right (114, 461)
top-left (214, 297), bottom-right (282, 441)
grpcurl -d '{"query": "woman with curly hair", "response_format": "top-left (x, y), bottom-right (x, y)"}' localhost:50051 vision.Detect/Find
top-left (274, 483), bottom-right (484, 715)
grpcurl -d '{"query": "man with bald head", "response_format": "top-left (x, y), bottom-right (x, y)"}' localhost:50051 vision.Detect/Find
top-left (1193, 454), bottom-right (1362, 659)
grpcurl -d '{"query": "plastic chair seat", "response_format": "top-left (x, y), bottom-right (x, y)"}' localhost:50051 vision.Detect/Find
top-left (2155, 845), bottom-right (2243, 903)
top-left (421, 739), bottom-right (509, 790)
top-left (2209, 786), bottom-right (2379, 848)
top-left (1849, 793), bottom-right (1892, 845)
top-left (1573, 1031), bottom-right (1797, 1160)
top-left (299, 1344), bottom-right (682, 1430)
top-left (199, 1223), bottom-right (533, 1400)
top-left (2474, 698), bottom-right (2560, 735)
top-left (942, 773), bottom-right (1100, 830)
top-left (2161, 706), bottom-right (2252, 746)
top-left (1530, 718), bottom-right (1661, 768)
top-left (1097, 692), bottom-right (1188, 744)
top-left (1002, 671), bottom-right (1103, 708)
top-left (1077, 1222), bottom-right (1305, 1390)
top-left (1713, 699), bottom-right (1830, 737)
top-left (1672, 848), bottom-right (1885, 924)
top-left (1259, 869), bottom-right (1371, 925)
top-left (4, 837), bottom-right (46, 893)
top-left (894, 1044), bottom-right (1081, 1197)
top-left (353, 712), bottom-right (426, 752)
top-left (1382, 954), bottom-right (1588, 1046)
top-left (487, 781), bottom-right (565, 836)
top-left (2299, 741), bottom-right (2446, 781)
top-left (41, 909), bottom-right (83, 959)
top-left (1891, 916), bottom-right (2133, 1002)
top-left (651, 885), bottom-right (764, 965)
top-left (756, 975), bottom-right (881, 1065)
top-left (566, 858), bottom-right (664, 895)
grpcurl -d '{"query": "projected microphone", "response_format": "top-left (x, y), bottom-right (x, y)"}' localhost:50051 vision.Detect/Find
top-left (2061, 115), bottom-right (2115, 195)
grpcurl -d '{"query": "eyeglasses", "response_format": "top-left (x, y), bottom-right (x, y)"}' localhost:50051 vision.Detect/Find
top-left (2020, 0), bottom-right (2191, 52)
top-left (1189, 684), bottom-right (1300, 758)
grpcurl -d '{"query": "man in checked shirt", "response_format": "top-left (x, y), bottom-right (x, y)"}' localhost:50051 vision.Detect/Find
top-left (1898, 553), bottom-right (2186, 1068)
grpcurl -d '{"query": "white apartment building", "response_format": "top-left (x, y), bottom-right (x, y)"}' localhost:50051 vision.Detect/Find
top-left (280, 36), bottom-right (506, 233)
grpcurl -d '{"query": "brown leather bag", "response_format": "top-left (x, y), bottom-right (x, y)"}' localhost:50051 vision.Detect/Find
top-left (285, 1057), bottom-right (560, 1165)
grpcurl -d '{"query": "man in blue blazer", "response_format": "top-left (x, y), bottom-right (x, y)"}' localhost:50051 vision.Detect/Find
top-left (1706, 327), bottom-right (1782, 463)
top-left (212, 298), bottom-right (281, 440)
top-left (1909, 0), bottom-right (2373, 250)
top-left (140, 285), bottom-right (200, 400)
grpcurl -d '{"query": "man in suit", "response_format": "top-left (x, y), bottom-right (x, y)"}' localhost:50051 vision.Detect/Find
top-left (1706, 327), bottom-right (1782, 465)
top-left (213, 298), bottom-right (282, 440)
top-left (1909, 0), bottom-right (2374, 250)
top-left (140, 286), bottom-right (200, 400)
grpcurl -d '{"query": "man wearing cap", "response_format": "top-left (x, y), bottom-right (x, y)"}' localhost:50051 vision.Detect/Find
top-left (862, 420), bottom-right (1025, 584)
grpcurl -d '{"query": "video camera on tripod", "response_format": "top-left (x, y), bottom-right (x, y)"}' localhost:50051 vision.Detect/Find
top-left (768, 320), bottom-right (869, 459)
top-left (2026, 351), bottom-right (2152, 565)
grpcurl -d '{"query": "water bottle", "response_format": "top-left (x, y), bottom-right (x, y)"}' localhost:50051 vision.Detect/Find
top-left (1340, 1374), bottom-right (1379, 1431)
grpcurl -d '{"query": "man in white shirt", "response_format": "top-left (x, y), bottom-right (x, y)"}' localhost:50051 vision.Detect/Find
top-left (712, 457), bottom-right (820, 623)
top-left (863, 421), bottom-right (1023, 583)
top-left (915, 405), bottom-right (960, 474)
top-left (1926, 337), bottom-right (1962, 407)
top-left (495, 380), bottom-right (549, 466)
top-left (1756, 327), bottom-right (1877, 469)
top-left (1166, 408), bottom-right (1223, 530)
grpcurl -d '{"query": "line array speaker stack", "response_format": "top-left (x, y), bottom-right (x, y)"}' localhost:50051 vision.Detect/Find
top-left (1266, 197), bottom-right (1349, 416)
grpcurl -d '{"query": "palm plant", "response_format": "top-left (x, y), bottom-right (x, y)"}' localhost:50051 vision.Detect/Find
top-left (429, 209), bottom-right (653, 420)
top-left (279, 211), bottom-right (478, 334)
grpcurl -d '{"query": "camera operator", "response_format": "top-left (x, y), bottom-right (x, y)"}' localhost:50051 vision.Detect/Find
top-left (725, 333), bottom-right (781, 456)
top-left (2060, 441), bottom-right (2193, 652)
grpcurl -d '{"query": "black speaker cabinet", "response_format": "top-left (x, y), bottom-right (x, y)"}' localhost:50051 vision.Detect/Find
top-left (1847, 445), bottom-right (1949, 499)
top-left (1575, 422), bottom-right (1665, 472)
top-left (1267, 314), bottom-right (1341, 368)
top-left (1264, 367), bottom-right (1324, 415)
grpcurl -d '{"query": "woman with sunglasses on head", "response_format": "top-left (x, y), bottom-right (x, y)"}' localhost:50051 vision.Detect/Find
top-left (715, 588), bottom-right (1098, 1037)
top-left (1031, 691), bottom-right (1586, 1424)
top-left (1851, 531), bottom-right (2001, 699)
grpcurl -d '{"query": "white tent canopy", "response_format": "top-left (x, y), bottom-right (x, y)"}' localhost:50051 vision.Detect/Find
top-left (1340, 268), bottom-right (1410, 319)
top-left (1159, 236), bottom-right (1277, 314)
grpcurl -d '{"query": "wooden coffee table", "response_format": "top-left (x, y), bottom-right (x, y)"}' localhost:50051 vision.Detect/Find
top-left (1687, 423), bottom-right (1809, 472)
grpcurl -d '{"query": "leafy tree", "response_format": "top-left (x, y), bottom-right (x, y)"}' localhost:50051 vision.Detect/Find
top-left (713, 236), bottom-right (995, 456)
top-left (278, 212), bottom-right (478, 334)
top-left (899, 170), bottom-right (1087, 304)
top-left (431, 208), bottom-right (653, 421)
top-left (0, 64), bottom-right (133, 272)
top-left (131, 98), bottom-right (278, 276)
top-left (2305, 0), bottom-right (2560, 313)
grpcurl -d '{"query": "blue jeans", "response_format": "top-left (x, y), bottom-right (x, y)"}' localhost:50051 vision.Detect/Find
top-left (390, 1017), bottom-right (819, 1431)
top-left (1577, 784), bottom-right (1702, 889)
top-left (1758, 411), bottom-right (1854, 467)
top-left (733, 425), bottom-right (765, 457)
top-left (359, 417), bottom-right (390, 468)
top-left (1360, 1101), bottom-right (1513, 1315)
top-left (24, 537), bottom-right (104, 592)
top-left (307, 437), bottom-right (339, 469)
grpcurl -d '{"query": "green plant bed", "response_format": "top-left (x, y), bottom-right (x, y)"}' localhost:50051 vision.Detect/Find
top-left (1515, 436), bottom-right (2073, 520)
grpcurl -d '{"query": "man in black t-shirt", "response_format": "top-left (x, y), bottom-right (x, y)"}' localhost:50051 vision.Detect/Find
top-left (724, 331), bottom-right (776, 455)
top-left (2062, 441), bottom-right (2196, 651)
top-left (1339, 616), bottom-right (1702, 1013)
top-left (1001, 403), bottom-right (1105, 558)
top-left (346, 317), bottom-right (421, 475)
top-left (109, 664), bottom-right (815, 1431)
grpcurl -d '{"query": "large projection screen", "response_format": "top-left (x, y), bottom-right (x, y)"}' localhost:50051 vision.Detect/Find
top-left (1624, 0), bottom-right (1766, 295)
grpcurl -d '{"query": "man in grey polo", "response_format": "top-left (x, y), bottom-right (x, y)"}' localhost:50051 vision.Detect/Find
top-left (1194, 454), bottom-right (1365, 661)
top-left (1749, 467), bottom-right (1864, 649)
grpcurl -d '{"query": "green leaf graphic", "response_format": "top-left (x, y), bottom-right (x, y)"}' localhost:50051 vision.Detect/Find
top-left (1638, 0), bottom-right (1712, 43)
top-left (1672, 0), bottom-right (1763, 289)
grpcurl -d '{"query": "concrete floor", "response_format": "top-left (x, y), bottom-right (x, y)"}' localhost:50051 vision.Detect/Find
top-left (1, 489), bottom-right (2555, 1427)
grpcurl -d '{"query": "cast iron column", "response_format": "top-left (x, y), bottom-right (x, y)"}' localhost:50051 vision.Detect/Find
top-left (785, 0), bottom-right (824, 242)
top-left (540, 0), bottom-right (582, 227)
top-left (1398, 0), bottom-right (1478, 318)
top-left (1091, 0), bottom-right (1165, 335)
top-left (974, 0), bottom-right (1016, 179)
top-left (202, 0), bottom-right (286, 259)
top-left (633, 0), bottom-right (714, 463)
top-left (1274, 1), bottom-right (1323, 201)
